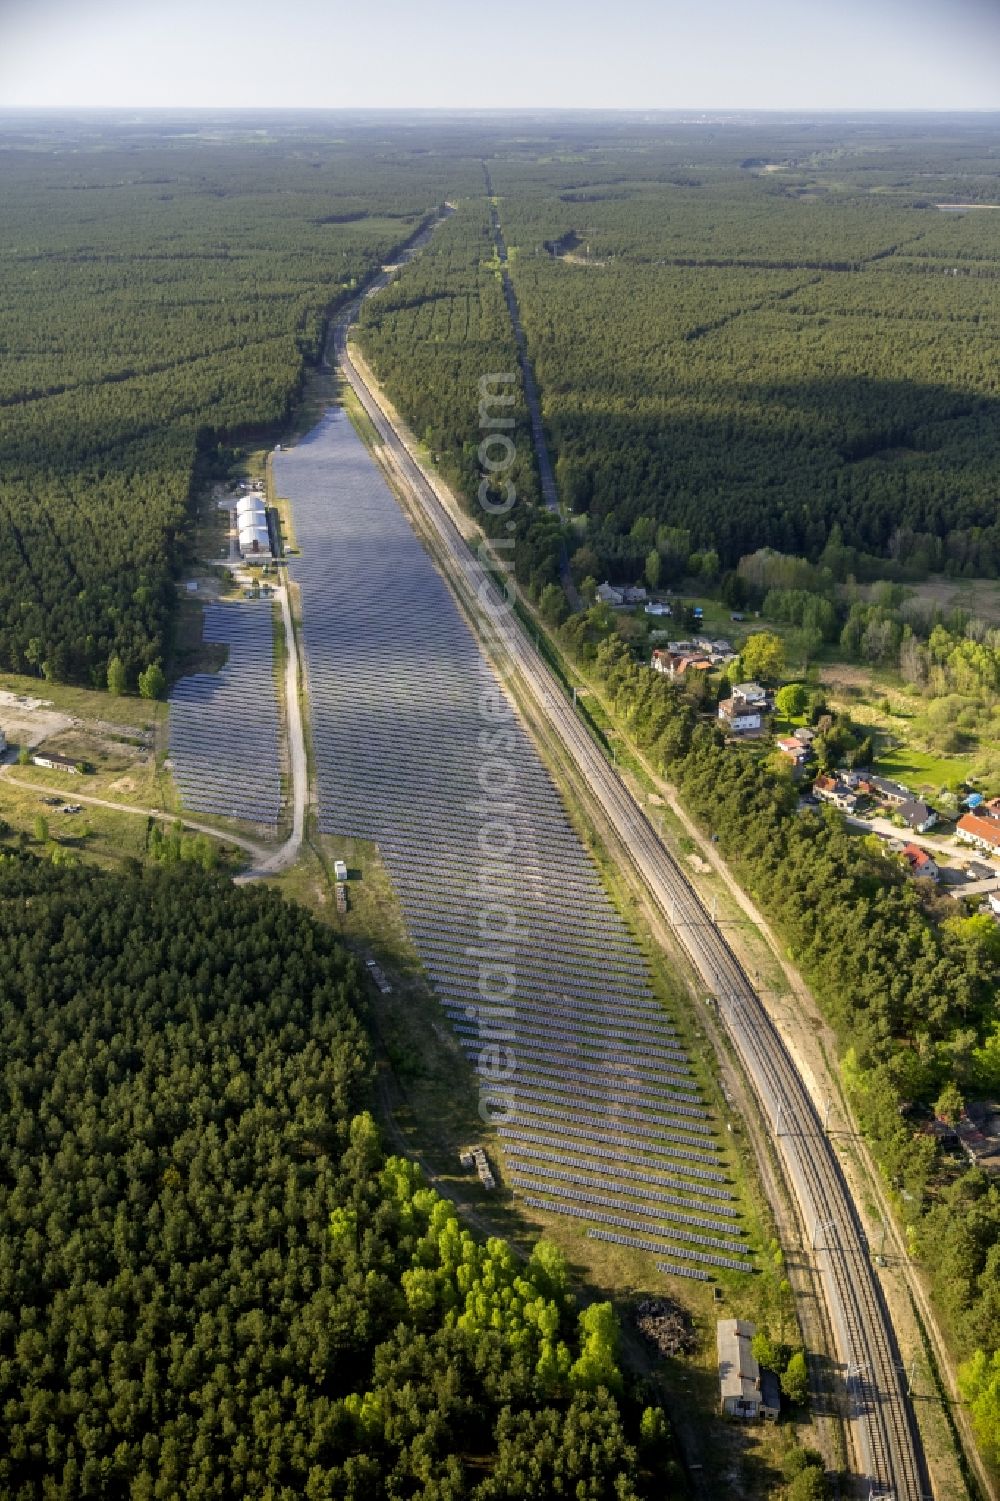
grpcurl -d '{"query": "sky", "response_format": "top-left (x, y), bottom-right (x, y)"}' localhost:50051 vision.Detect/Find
top-left (0, 0), bottom-right (999, 112)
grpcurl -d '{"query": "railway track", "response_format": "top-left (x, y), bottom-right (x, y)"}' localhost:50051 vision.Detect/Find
top-left (334, 300), bottom-right (929, 1500)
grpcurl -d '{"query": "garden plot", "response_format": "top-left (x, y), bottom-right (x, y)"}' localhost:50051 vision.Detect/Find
top-left (276, 408), bottom-right (749, 1278)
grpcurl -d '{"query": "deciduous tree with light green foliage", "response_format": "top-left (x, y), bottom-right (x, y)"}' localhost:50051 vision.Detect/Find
top-left (959, 1347), bottom-right (1000, 1466)
top-left (137, 661), bottom-right (166, 700)
top-left (569, 1301), bottom-right (623, 1393)
top-left (751, 1330), bottom-right (781, 1372)
top-left (780, 1349), bottom-right (810, 1405)
top-left (775, 681), bottom-right (808, 720)
top-left (740, 630), bottom-right (786, 683)
top-left (106, 654), bottom-right (127, 696)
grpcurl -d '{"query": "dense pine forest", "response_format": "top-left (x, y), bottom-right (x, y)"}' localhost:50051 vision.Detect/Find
top-left (0, 121), bottom-right (472, 687)
top-left (5, 116), bottom-right (1000, 685)
top-left (0, 857), bottom-right (659, 1499)
top-left (359, 118), bottom-right (1000, 590)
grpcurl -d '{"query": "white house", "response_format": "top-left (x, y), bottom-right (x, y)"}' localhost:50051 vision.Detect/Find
top-left (718, 698), bottom-right (762, 734)
top-left (813, 774), bottom-right (858, 813)
top-left (732, 681), bottom-right (769, 709)
top-left (958, 813), bottom-right (1000, 855)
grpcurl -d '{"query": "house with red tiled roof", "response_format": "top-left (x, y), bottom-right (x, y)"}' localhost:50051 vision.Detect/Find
top-left (901, 843), bottom-right (939, 881)
top-left (775, 736), bottom-right (809, 766)
top-left (957, 813), bottom-right (1000, 855)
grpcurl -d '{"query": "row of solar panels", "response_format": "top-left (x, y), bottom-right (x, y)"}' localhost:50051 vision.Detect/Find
top-left (525, 1203), bottom-right (755, 1275)
top-left (506, 1148), bottom-right (737, 1208)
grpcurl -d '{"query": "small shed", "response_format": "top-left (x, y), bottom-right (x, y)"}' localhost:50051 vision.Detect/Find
top-left (31, 751), bottom-right (80, 775)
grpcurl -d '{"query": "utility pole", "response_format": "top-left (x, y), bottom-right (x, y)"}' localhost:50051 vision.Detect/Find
top-left (822, 1095), bottom-right (833, 1132)
top-left (775, 1101), bottom-right (784, 1138)
top-left (812, 1217), bottom-right (837, 1251)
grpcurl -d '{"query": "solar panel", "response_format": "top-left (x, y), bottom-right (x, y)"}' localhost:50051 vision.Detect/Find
top-left (168, 600), bottom-right (282, 828)
top-left (274, 408), bottom-right (748, 1258)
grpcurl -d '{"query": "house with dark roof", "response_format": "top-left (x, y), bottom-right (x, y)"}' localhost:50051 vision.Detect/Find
top-left (899, 798), bottom-right (938, 834)
top-left (868, 774), bottom-right (911, 807)
top-left (31, 751), bottom-right (81, 775)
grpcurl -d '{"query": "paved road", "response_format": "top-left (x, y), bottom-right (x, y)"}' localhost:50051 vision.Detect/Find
top-left (336, 319), bottom-right (929, 1501)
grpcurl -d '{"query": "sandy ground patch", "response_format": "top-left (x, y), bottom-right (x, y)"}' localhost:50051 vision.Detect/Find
top-left (0, 691), bottom-right (72, 750)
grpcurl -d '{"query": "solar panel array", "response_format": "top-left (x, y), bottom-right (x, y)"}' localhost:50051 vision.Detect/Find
top-left (168, 601), bottom-right (282, 827)
top-left (275, 408), bottom-right (752, 1281)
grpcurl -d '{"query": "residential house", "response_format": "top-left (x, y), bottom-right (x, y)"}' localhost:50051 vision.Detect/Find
top-left (987, 892), bottom-right (1000, 919)
top-left (792, 726), bottom-right (816, 745)
top-left (695, 636), bottom-right (737, 665)
top-left (957, 813), bottom-right (1000, 855)
top-left (732, 681), bottom-right (769, 710)
top-left (596, 582), bottom-right (624, 607)
top-left (983, 797), bottom-right (1000, 822)
top-left (776, 736), bottom-right (809, 767)
top-left (813, 774), bottom-right (858, 813)
top-left (718, 697), bottom-right (762, 734)
top-left (901, 844), bottom-right (939, 881)
top-left (899, 798), bottom-right (938, 834)
top-left (621, 585), bottom-right (648, 605)
top-left (652, 648), bottom-right (713, 679)
top-left (717, 1319), bottom-right (780, 1421)
top-left (867, 774), bottom-right (911, 808)
top-left (955, 1104), bottom-right (1000, 1174)
top-left (645, 601), bottom-right (671, 617)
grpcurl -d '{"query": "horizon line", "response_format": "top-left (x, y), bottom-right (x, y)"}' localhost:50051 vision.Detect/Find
top-left (3, 104), bottom-right (1000, 117)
